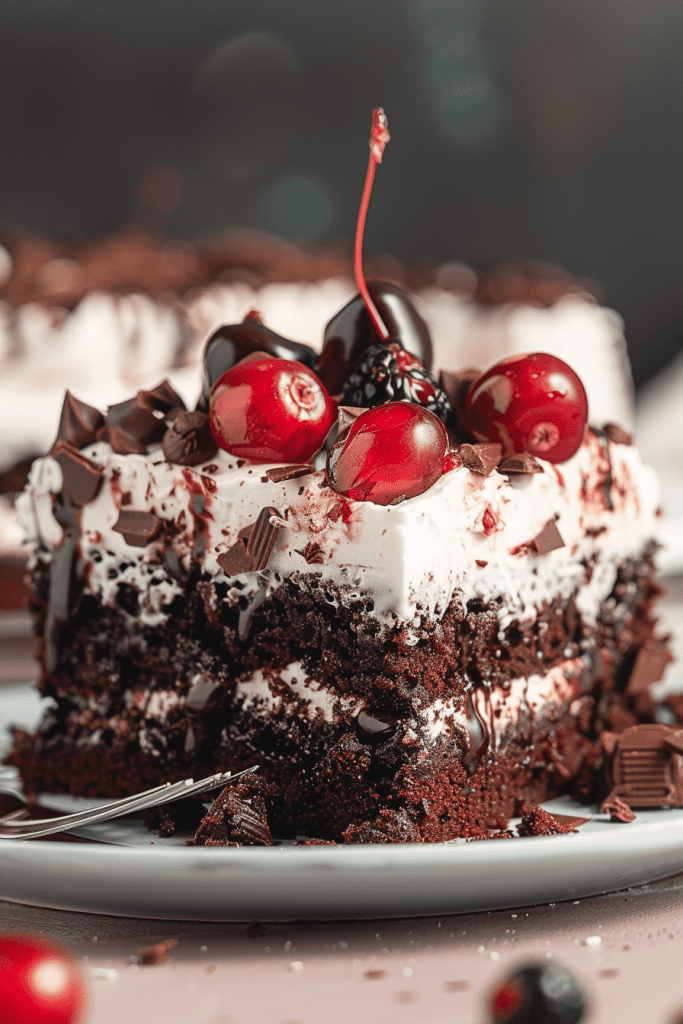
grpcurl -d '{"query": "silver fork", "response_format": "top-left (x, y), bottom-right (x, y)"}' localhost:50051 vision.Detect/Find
top-left (0, 765), bottom-right (259, 840)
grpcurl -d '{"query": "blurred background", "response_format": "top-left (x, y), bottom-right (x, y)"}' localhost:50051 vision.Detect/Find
top-left (0, 0), bottom-right (682, 388)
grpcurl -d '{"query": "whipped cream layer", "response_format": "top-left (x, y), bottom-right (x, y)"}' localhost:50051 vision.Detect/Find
top-left (19, 429), bottom-right (659, 633)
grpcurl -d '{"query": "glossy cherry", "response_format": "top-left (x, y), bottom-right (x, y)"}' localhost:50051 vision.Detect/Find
top-left (197, 312), bottom-right (317, 410)
top-left (326, 402), bottom-right (447, 505)
top-left (462, 353), bottom-right (588, 464)
top-left (316, 282), bottom-right (433, 395)
top-left (0, 933), bottom-right (87, 1024)
top-left (210, 357), bottom-right (336, 463)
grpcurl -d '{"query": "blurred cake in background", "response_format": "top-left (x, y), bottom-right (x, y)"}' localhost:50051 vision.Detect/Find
top-left (0, 226), bottom-right (636, 607)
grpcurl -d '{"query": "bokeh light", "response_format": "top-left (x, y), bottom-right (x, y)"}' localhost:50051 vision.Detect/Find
top-left (258, 176), bottom-right (334, 241)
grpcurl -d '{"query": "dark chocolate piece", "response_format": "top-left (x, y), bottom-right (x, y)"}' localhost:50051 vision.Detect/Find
top-left (51, 440), bottom-right (103, 506)
top-left (265, 463), bottom-right (315, 483)
top-left (458, 442), bottom-right (503, 476)
top-left (591, 427), bottom-right (614, 511)
top-left (196, 317), bottom-right (316, 410)
top-left (603, 422), bottom-right (632, 446)
top-left (162, 410), bottom-right (217, 467)
top-left (356, 709), bottom-right (400, 742)
top-left (603, 723), bottom-right (683, 808)
top-left (316, 282), bottom-right (433, 395)
top-left (191, 776), bottom-right (273, 846)
top-left (547, 812), bottom-right (591, 829)
top-left (137, 379), bottom-right (186, 415)
top-left (498, 453), bottom-right (544, 475)
top-left (297, 541), bottom-right (324, 565)
top-left (112, 509), bottom-right (162, 547)
top-left (217, 506), bottom-right (282, 575)
top-left (532, 519), bottom-right (565, 555)
top-left (56, 391), bottom-right (105, 450)
top-left (107, 424), bottom-right (147, 456)
top-left (625, 645), bottom-right (671, 695)
top-left (600, 796), bottom-right (636, 822)
top-left (136, 939), bottom-right (178, 966)
top-left (438, 367), bottom-right (480, 416)
top-left (106, 396), bottom-right (165, 448)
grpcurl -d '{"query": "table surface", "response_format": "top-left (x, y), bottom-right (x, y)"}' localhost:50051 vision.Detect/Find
top-left (2, 583), bottom-right (683, 1024)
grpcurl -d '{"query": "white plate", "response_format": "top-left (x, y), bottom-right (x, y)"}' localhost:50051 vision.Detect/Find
top-left (4, 682), bottom-right (683, 922)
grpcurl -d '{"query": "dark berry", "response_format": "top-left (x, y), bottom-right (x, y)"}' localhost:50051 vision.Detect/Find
top-left (463, 353), bottom-right (588, 464)
top-left (197, 314), bottom-right (317, 411)
top-left (339, 342), bottom-right (451, 423)
top-left (325, 402), bottom-right (447, 505)
top-left (315, 282), bottom-right (433, 395)
top-left (210, 358), bottom-right (336, 464)
top-left (489, 962), bottom-right (587, 1024)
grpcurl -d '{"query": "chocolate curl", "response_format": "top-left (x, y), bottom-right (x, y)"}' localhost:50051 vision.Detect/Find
top-left (217, 506), bottom-right (283, 575)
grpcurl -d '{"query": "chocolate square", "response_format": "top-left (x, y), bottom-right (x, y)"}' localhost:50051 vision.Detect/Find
top-left (532, 519), bottom-right (565, 555)
top-left (459, 442), bottom-right (503, 476)
top-left (112, 509), bottom-right (162, 547)
top-left (51, 440), bottom-right (103, 506)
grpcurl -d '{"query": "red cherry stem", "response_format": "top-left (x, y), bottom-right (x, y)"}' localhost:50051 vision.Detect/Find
top-left (354, 108), bottom-right (391, 341)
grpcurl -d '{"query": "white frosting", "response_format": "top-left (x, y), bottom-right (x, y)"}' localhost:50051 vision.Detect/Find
top-left (234, 662), bottom-right (359, 723)
top-left (18, 427), bottom-right (659, 634)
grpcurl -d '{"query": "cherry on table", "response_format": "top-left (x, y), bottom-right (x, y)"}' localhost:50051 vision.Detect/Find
top-left (325, 402), bottom-right (447, 505)
top-left (209, 357), bottom-right (337, 464)
top-left (0, 933), bottom-right (87, 1024)
top-left (462, 352), bottom-right (588, 464)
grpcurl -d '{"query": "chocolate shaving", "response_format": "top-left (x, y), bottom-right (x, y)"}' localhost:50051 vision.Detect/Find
top-left (190, 777), bottom-right (273, 847)
top-left (532, 518), bottom-right (565, 554)
top-left (162, 410), bottom-right (217, 467)
top-left (498, 453), bottom-right (543, 475)
top-left (604, 422), bottom-right (632, 446)
top-left (56, 391), bottom-right (105, 450)
top-left (107, 424), bottom-right (147, 455)
top-left (458, 442), bottom-right (503, 476)
top-left (52, 440), bottom-right (103, 506)
top-left (298, 541), bottom-right (324, 565)
top-left (265, 464), bottom-right (315, 483)
top-left (217, 506), bottom-right (282, 575)
top-left (626, 645), bottom-right (671, 695)
top-left (601, 796), bottom-right (636, 822)
top-left (136, 379), bottom-right (186, 415)
top-left (112, 509), bottom-right (162, 547)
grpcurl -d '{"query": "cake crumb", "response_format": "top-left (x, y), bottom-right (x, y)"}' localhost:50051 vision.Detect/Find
top-left (136, 938), bottom-right (178, 965)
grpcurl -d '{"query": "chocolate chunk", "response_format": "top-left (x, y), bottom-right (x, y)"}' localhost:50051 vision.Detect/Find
top-left (498, 453), bottom-right (544, 475)
top-left (107, 424), bottom-right (147, 455)
top-left (604, 422), bottom-right (632, 445)
top-left (532, 519), bottom-right (565, 554)
top-left (136, 939), bottom-right (178, 966)
top-left (517, 804), bottom-right (578, 836)
top-left (190, 776), bottom-right (273, 847)
top-left (603, 723), bottom-right (683, 809)
top-left (601, 796), bottom-right (636, 822)
top-left (106, 396), bottom-right (165, 449)
top-left (458, 442), bottom-right (503, 476)
top-left (265, 464), bottom-right (315, 483)
top-left (112, 509), bottom-right (162, 547)
top-left (56, 391), bottom-right (105, 449)
top-left (438, 368), bottom-right (481, 415)
top-left (162, 411), bottom-right (217, 466)
top-left (136, 379), bottom-right (186, 415)
top-left (217, 506), bottom-right (283, 575)
top-left (51, 440), bottom-right (103, 506)
top-left (626, 645), bottom-right (671, 694)
top-left (547, 812), bottom-right (591, 829)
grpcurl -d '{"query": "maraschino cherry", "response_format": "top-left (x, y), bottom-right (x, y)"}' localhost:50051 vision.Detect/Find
top-left (315, 109), bottom-right (432, 395)
top-left (197, 310), bottom-right (317, 411)
top-left (210, 357), bottom-right (336, 463)
top-left (462, 353), bottom-right (588, 464)
top-left (326, 402), bottom-right (447, 505)
top-left (0, 933), bottom-right (87, 1024)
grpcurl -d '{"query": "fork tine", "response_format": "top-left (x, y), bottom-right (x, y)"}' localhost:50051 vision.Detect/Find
top-left (0, 766), bottom-right (261, 841)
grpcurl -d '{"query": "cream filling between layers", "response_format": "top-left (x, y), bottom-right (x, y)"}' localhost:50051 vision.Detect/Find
top-left (18, 430), bottom-right (659, 633)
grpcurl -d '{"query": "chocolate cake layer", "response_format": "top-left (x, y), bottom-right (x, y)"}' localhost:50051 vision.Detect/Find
top-left (7, 545), bottom-right (663, 842)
